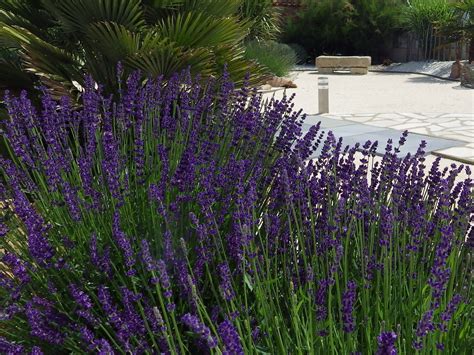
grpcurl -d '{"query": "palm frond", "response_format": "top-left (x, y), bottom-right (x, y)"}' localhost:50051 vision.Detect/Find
top-left (182, 0), bottom-right (241, 17)
top-left (158, 12), bottom-right (247, 48)
top-left (213, 45), bottom-right (269, 85)
top-left (125, 40), bottom-right (216, 78)
top-left (0, 10), bottom-right (46, 38)
top-left (1, 0), bottom-right (55, 28)
top-left (0, 57), bottom-right (35, 91)
top-left (141, 0), bottom-right (185, 25)
top-left (86, 21), bottom-right (142, 62)
top-left (0, 0), bottom-right (268, 96)
top-left (42, 0), bottom-right (145, 33)
top-left (1, 25), bottom-right (83, 96)
top-left (126, 40), bottom-right (185, 77)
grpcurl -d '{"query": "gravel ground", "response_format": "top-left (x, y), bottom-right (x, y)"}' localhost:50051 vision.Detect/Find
top-left (263, 71), bottom-right (473, 114)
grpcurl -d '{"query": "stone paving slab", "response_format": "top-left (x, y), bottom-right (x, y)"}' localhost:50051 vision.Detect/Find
top-left (306, 115), bottom-right (467, 160)
top-left (321, 123), bottom-right (386, 137)
top-left (341, 131), bottom-right (463, 157)
top-left (303, 117), bottom-right (348, 128)
top-left (433, 144), bottom-right (474, 164)
top-left (307, 113), bottom-right (474, 163)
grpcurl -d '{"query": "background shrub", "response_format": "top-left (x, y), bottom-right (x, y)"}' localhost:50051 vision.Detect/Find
top-left (435, 0), bottom-right (474, 62)
top-left (282, 0), bottom-right (404, 63)
top-left (402, 0), bottom-right (455, 37)
top-left (287, 42), bottom-right (309, 64)
top-left (240, 0), bottom-right (281, 41)
top-left (244, 40), bottom-right (297, 76)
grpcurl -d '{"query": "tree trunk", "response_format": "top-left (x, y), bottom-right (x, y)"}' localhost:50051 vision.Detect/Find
top-left (469, 37), bottom-right (474, 64)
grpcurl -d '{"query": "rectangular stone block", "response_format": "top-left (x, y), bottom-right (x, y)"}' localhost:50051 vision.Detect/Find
top-left (316, 56), bottom-right (371, 68)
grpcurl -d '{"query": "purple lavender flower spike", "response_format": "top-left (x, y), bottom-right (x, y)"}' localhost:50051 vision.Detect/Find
top-left (315, 279), bottom-right (329, 321)
top-left (89, 234), bottom-right (112, 275)
top-left (61, 181), bottom-right (82, 221)
top-left (31, 346), bottom-right (44, 355)
top-left (218, 319), bottom-right (244, 355)
top-left (439, 294), bottom-right (462, 332)
top-left (2, 253), bottom-right (30, 284)
top-left (379, 206), bottom-right (393, 247)
top-left (69, 284), bottom-right (97, 324)
top-left (25, 298), bottom-right (66, 345)
top-left (102, 127), bottom-right (122, 201)
top-left (0, 223), bottom-right (8, 237)
top-left (97, 339), bottom-right (114, 354)
top-left (11, 188), bottom-right (54, 264)
top-left (428, 224), bottom-right (453, 307)
top-left (181, 313), bottom-right (217, 349)
top-left (69, 284), bottom-right (93, 309)
top-left (140, 239), bottom-right (156, 271)
top-left (80, 326), bottom-right (97, 351)
top-left (0, 336), bottom-right (24, 354)
top-left (376, 331), bottom-right (397, 355)
top-left (413, 309), bottom-right (435, 349)
top-left (342, 280), bottom-right (357, 333)
top-left (218, 262), bottom-right (235, 301)
top-left (156, 259), bottom-right (175, 311)
top-left (112, 211), bottom-right (136, 276)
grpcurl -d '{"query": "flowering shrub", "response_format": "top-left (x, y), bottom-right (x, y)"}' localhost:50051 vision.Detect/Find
top-left (0, 69), bottom-right (472, 354)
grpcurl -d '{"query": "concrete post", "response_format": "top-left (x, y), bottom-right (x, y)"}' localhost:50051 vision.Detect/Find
top-left (318, 77), bottom-right (329, 114)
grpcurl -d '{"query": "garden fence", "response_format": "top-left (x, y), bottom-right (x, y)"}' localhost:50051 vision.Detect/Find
top-left (391, 28), bottom-right (469, 62)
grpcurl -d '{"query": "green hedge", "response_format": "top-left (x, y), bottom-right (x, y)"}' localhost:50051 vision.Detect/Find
top-left (282, 0), bottom-right (405, 63)
top-left (244, 40), bottom-right (297, 76)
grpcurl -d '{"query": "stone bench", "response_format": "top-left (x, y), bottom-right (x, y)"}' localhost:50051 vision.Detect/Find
top-left (316, 56), bottom-right (371, 75)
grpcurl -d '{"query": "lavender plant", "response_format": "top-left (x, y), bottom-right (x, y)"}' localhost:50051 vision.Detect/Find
top-left (0, 69), bottom-right (472, 354)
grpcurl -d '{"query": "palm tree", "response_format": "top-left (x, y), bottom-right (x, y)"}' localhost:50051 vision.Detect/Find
top-left (0, 0), bottom-right (268, 98)
top-left (437, 0), bottom-right (474, 62)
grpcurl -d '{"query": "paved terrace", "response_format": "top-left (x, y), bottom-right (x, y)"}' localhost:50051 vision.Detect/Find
top-left (263, 71), bottom-right (474, 164)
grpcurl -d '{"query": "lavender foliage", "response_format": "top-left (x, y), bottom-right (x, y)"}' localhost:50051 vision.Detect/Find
top-left (0, 69), bottom-right (472, 353)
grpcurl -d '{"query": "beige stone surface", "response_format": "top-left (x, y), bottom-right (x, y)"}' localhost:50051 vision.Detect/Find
top-left (434, 144), bottom-right (474, 164)
top-left (350, 67), bottom-right (368, 75)
top-left (316, 56), bottom-right (371, 68)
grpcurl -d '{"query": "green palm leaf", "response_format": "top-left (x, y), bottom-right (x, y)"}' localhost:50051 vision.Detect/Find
top-left (42, 0), bottom-right (145, 33)
top-left (158, 12), bottom-right (247, 48)
top-left (86, 21), bottom-right (142, 62)
top-left (141, 0), bottom-right (185, 25)
top-left (214, 45), bottom-right (269, 85)
top-left (0, 24), bottom-right (82, 96)
top-left (0, 10), bottom-right (45, 38)
top-left (2, 0), bottom-right (55, 28)
top-left (0, 57), bottom-right (35, 91)
top-left (127, 41), bottom-right (215, 77)
top-left (182, 0), bottom-right (241, 17)
top-left (0, 0), bottom-right (269, 97)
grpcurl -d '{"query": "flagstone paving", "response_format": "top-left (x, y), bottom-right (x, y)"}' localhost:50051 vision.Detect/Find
top-left (263, 70), bottom-right (473, 164)
top-left (304, 114), bottom-right (473, 163)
